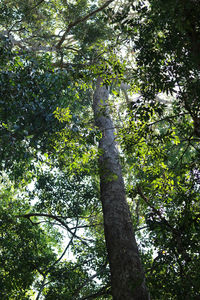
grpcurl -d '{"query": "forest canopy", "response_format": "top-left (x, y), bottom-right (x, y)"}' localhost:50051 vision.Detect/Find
top-left (0, 0), bottom-right (200, 299)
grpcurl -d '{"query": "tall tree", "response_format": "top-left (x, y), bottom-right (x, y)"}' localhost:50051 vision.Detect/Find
top-left (0, 0), bottom-right (149, 298)
top-left (93, 77), bottom-right (149, 299)
top-left (1, 0), bottom-right (199, 298)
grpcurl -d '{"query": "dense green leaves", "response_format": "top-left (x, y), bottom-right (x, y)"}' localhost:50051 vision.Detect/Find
top-left (0, 179), bottom-right (58, 299)
top-left (0, 0), bottom-right (200, 298)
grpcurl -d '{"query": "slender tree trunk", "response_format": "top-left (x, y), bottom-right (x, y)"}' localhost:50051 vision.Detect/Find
top-left (93, 77), bottom-right (149, 300)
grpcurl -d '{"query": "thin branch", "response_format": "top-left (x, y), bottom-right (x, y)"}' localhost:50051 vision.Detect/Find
top-left (8, 0), bottom-right (46, 33)
top-left (137, 186), bottom-right (174, 231)
top-left (79, 284), bottom-right (111, 300)
top-left (178, 133), bottom-right (194, 167)
top-left (49, 219), bottom-right (79, 271)
top-left (36, 275), bottom-right (46, 300)
top-left (16, 213), bottom-right (70, 227)
top-left (30, 0), bottom-right (46, 11)
top-left (36, 219), bottom-right (79, 300)
top-left (52, 62), bottom-right (91, 69)
top-left (135, 225), bottom-right (148, 232)
top-left (56, 0), bottom-right (115, 49)
top-left (16, 213), bottom-right (94, 245)
top-left (138, 190), bottom-right (190, 262)
top-left (147, 113), bottom-right (189, 127)
top-left (73, 259), bottom-right (109, 299)
top-left (70, 223), bottom-right (102, 230)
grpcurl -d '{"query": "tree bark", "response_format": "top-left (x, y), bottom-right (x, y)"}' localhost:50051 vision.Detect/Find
top-left (93, 77), bottom-right (149, 300)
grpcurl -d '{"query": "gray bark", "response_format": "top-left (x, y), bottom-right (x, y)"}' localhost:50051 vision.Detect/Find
top-left (93, 77), bottom-right (149, 299)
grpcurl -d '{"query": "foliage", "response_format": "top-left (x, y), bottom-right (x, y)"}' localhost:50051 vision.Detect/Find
top-left (0, 0), bottom-right (199, 299)
top-left (0, 178), bottom-right (58, 299)
top-left (118, 103), bottom-right (200, 298)
top-left (113, 1), bottom-right (200, 296)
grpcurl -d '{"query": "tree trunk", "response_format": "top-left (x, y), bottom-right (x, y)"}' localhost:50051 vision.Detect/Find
top-left (93, 77), bottom-right (149, 300)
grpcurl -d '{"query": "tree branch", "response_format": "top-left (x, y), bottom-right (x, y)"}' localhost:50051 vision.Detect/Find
top-left (30, 0), bottom-right (46, 11)
top-left (79, 284), bottom-right (111, 300)
top-left (16, 212), bottom-right (70, 227)
top-left (137, 186), bottom-right (174, 231)
top-left (56, 0), bottom-right (115, 49)
top-left (73, 259), bottom-right (109, 299)
top-left (16, 213), bottom-right (93, 245)
top-left (36, 219), bottom-right (79, 300)
top-left (8, 0), bottom-right (46, 33)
